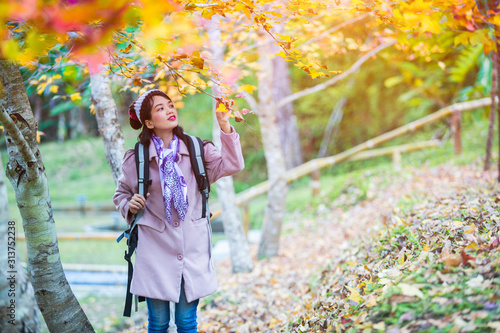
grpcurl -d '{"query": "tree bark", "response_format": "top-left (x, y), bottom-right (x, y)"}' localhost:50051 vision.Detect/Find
top-left (256, 33), bottom-right (289, 259)
top-left (485, 45), bottom-right (497, 171)
top-left (0, 60), bottom-right (94, 332)
top-left (272, 54), bottom-right (303, 169)
top-left (0, 154), bottom-right (40, 333)
top-left (209, 18), bottom-right (253, 273)
top-left (89, 72), bottom-right (125, 184)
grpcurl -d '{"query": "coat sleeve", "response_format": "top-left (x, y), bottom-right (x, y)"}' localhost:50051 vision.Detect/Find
top-left (112, 150), bottom-right (138, 225)
top-left (205, 125), bottom-right (245, 184)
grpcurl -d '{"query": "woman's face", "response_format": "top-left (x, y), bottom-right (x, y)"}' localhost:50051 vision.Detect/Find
top-left (145, 95), bottom-right (178, 133)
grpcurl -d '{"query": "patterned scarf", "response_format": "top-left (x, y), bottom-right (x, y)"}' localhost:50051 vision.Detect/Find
top-left (151, 134), bottom-right (188, 224)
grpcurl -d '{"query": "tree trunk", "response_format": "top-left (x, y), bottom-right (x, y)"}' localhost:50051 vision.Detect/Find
top-left (31, 94), bottom-right (43, 124)
top-left (89, 72), bottom-right (125, 184)
top-left (272, 56), bottom-right (303, 169)
top-left (256, 34), bottom-right (289, 259)
top-left (208, 18), bottom-right (253, 273)
top-left (0, 154), bottom-right (41, 333)
top-left (485, 45), bottom-right (497, 171)
top-left (57, 111), bottom-right (66, 143)
top-left (318, 97), bottom-right (346, 158)
top-left (78, 106), bottom-right (89, 136)
top-left (0, 60), bottom-right (94, 332)
top-left (69, 107), bottom-right (79, 140)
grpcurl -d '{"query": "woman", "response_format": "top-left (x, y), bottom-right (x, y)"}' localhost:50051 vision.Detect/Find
top-left (113, 89), bottom-right (244, 332)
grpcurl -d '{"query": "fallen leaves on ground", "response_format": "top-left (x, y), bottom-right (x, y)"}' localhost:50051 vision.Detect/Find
top-left (287, 162), bottom-right (500, 333)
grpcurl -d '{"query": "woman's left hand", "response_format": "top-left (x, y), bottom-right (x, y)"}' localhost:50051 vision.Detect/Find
top-left (215, 98), bottom-right (233, 134)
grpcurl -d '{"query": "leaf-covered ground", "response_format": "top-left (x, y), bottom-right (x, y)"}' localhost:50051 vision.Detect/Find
top-left (123, 160), bottom-right (500, 333)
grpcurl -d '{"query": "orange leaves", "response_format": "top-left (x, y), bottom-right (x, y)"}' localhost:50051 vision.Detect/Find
top-left (190, 51), bottom-right (205, 69)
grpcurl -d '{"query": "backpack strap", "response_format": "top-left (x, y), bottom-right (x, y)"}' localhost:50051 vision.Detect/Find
top-left (184, 134), bottom-right (210, 219)
top-left (117, 142), bottom-right (150, 317)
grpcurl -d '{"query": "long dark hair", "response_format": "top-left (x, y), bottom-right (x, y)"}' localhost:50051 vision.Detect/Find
top-left (128, 90), bottom-right (212, 152)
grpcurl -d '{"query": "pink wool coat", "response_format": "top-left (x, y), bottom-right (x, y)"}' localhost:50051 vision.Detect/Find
top-left (113, 126), bottom-right (244, 303)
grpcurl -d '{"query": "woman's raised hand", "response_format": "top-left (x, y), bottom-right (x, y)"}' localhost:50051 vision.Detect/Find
top-left (215, 97), bottom-right (234, 134)
top-left (129, 193), bottom-right (150, 214)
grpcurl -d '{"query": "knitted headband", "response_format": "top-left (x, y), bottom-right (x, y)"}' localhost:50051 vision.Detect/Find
top-left (129, 89), bottom-right (162, 124)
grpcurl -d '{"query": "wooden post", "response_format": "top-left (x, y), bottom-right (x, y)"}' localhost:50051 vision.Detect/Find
top-left (451, 110), bottom-right (462, 154)
top-left (311, 167), bottom-right (320, 197)
top-left (392, 149), bottom-right (401, 171)
top-left (242, 202), bottom-right (250, 237)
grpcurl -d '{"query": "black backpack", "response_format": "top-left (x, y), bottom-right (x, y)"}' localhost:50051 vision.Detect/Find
top-left (116, 134), bottom-right (210, 317)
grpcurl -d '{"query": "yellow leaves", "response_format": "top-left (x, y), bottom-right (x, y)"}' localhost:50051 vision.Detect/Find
top-left (465, 223), bottom-right (476, 234)
top-left (36, 83), bottom-right (47, 95)
top-left (397, 283), bottom-right (424, 299)
top-left (346, 286), bottom-right (363, 304)
top-left (49, 85), bottom-right (59, 94)
top-left (454, 32), bottom-right (474, 47)
top-left (421, 16), bottom-right (441, 34)
top-left (0, 39), bottom-right (20, 61)
top-left (238, 84), bottom-right (257, 94)
top-left (469, 29), bottom-right (494, 54)
top-left (154, 69), bottom-right (165, 81)
top-left (36, 131), bottom-right (45, 143)
top-left (490, 14), bottom-right (500, 26)
top-left (384, 76), bottom-right (403, 88)
top-left (202, 9), bottom-right (216, 19)
top-left (153, 57), bottom-right (163, 66)
top-left (190, 51), bottom-right (204, 70)
top-left (234, 3), bottom-right (252, 19)
top-left (308, 68), bottom-right (327, 79)
top-left (70, 93), bottom-right (81, 101)
top-left (399, 251), bottom-right (406, 265)
top-left (216, 103), bottom-right (228, 113)
top-left (466, 241), bottom-right (479, 250)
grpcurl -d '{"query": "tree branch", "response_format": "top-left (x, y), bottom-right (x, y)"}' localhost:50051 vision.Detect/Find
top-left (233, 83), bottom-right (259, 114)
top-left (275, 39), bottom-right (396, 109)
top-left (0, 105), bottom-right (38, 174)
top-left (301, 14), bottom-right (369, 47)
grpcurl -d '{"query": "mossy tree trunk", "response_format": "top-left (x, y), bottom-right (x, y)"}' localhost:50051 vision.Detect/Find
top-left (0, 154), bottom-right (40, 332)
top-left (0, 60), bottom-right (94, 332)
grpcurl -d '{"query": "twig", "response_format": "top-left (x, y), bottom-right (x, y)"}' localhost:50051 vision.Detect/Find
top-left (275, 39), bottom-right (396, 109)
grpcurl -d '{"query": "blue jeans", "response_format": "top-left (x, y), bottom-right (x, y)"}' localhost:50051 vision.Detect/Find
top-left (146, 279), bottom-right (199, 333)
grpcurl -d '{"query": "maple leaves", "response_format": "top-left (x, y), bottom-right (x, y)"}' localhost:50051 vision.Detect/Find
top-left (370, 0), bottom-right (499, 56)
